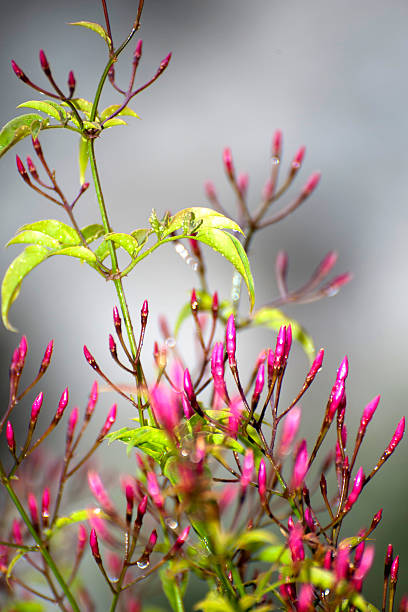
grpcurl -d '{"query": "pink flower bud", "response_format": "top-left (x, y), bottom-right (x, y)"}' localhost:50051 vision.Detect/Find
top-left (99, 404), bottom-right (117, 438)
top-left (276, 250), bottom-right (288, 279)
top-left (267, 348), bottom-right (274, 382)
top-left (304, 507), bottom-right (315, 532)
top-left (391, 555), bottom-right (399, 583)
top-left (211, 342), bottom-right (226, 398)
top-left (284, 324), bottom-right (292, 361)
top-left (171, 525), bottom-right (190, 552)
top-left (125, 484), bottom-right (134, 515)
top-left (359, 395), bottom-right (380, 436)
top-left (181, 394), bottom-right (194, 419)
top-left (327, 380), bottom-right (345, 421)
top-left (83, 345), bottom-right (97, 369)
top-left (66, 406), bottom-right (79, 447)
top-left (323, 272), bottom-right (353, 295)
top-left (212, 291), bottom-right (219, 316)
top-left (89, 528), bottom-right (101, 562)
top-left (223, 147), bottom-right (234, 177)
top-left (226, 315), bottom-right (236, 367)
top-left (240, 449), bottom-right (254, 490)
top-left (190, 288), bottom-right (198, 312)
top-left (323, 549), bottom-right (332, 570)
top-left (86, 381), bottom-right (98, 419)
top-left (279, 405), bottom-right (301, 455)
top-left (16, 156), bottom-right (29, 180)
top-left (147, 472), bottom-right (164, 510)
top-left (108, 334), bottom-right (117, 356)
top-left (77, 524), bottom-right (87, 554)
top-left (302, 171), bottom-right (321, 196)
top-left (39, 339), bottom-right (53, 374)
top-left (297, 583), bottom-right (313, 612)
top-left (55, 387), bottom-right (69, 422)
top-left (237, 172), bottom-right (249, 195)
top-left (183, 368), bottom-right (195, 402)
top-left (371, 508), bottom-right (383, 529)
top-left (316, 251), bottom-right (338, 277)
top-left (11, 60), bottom-right (28, 81)
top-left (150, 384), bottom-right (180, 436)
top-left (291, 439), bottom-right (308, 489)
top-left (113, 306), bottom-right (122, 333)
top-left (253, 363), bottom-right (265, 400)
top-left (141, 299), bottom-right (148, 323)
top-left (157, 52), bottom-right (171, 75)
top-left (12, 519), bottom-right (23, 546)
top-left (204, 180), bottom-right (216, 200)
top-left (288, 522), bottom-right (304, 562)
top-left (39, 49), bottom-right (50, 72)
top-left (88, 471), bottom-right (115, 513)
top-left (31, 391), bottom-right (43, 424)
top-left (335, 547), bottom-right (349, 582)
top-left (272, 130), bottom-right (282, 157)
top-left (258, 459), bottom-right (267, 502)
top-left (68, 70), bottom-right (76, 94)
top-left (137, 495), bottom-right (148, 520)
top-left (28, 493), bottom-right (39, 529)
top-left (147, 529), bottom-right (158, 552)
top-left (384, 544), bottom-right (393, 579)
top-left (274, 325), bottom-right (286, 369)
top-left (336, 356), bottom-right (349, 383)
top-left (354, 545), bottom-right (375, 584)
top-left (41, 487), bottom-right (50, 523)
top-left (227, 397), bottom-right (243, 438)
top-left (6, 421), bottom-right (15, 454)
top-left (344, 467), bottom-right (364, 512)
top-left (386, 417), bottom-right (405, 455)
top-left (291, 145), bottom-right (306, 169)
top-left (134, 39), bottom-right (143, 61)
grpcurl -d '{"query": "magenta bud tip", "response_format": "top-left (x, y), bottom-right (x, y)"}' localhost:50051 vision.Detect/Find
top-left (28, 493), bottom-right (39, 525)
top-left (134, 39), bottom-right (143, 59)
top-left (223, 147), bottom-right (234, 176)
top-left (388, 416), bottom-right (405, 452)
top-left (125, 485), bottom-right (134, 506)
top-left (39, 49), bottom-right (49, 71)
top-left (81, 182), bottom-right (90, 192)
top-left (67, 406), bottom-right (79, 440)
top-left (141, 299), bottom-right (148, 319)
top-left (237, 172), bottom-right (249, 194)
top-left (41, 487), bottom-right (50, 516)
top-left (16, 155), bottom-right (27, 175)
top-left (56, 387), bottom-right (69, 419)
top-left (100, 404), bottom-right (117, 437)
top-left (31, 391), bottom-right (43, 422)
top-left (108, 334), bottom-right (116, 353)
top-left (226, 314), bottom-right (236, 365)
top-left (191, 288), bottom-right (198, 308)
top-left (176, 525), bottom-right (190, 545)
top-left (344, 466), bottom-right (364, 512)
top-left (258, 459), bottom-right (267, 501)
top-left (6, 421), bottom-right (15, 453)
top-left (292, 145), bottom-right (306, 168)
top-left (89, 528), bottom-right (100, 559)
top-left (337, 355), bottom-right (349, 382)
top-left (68, 70), bottom-right (76, 87)
top-left (319, 251), bottom-right (338, 276)
top-left (272, 129), bottom-right (282, 157)
top-left (212, 291), bottom-right (218, 312)
top-left (183, 368), bottom-right (195, 401)
top-left (302, 171), bottom-right (321, 195)
top-left (83, 345), bottom-right (96, 367)
top-left (204, 180), bottom-right (216, 199)
top-left (308, 348), bottom-right (324, 380)
top-left (138, 495), bottom-right (148, 516)
top-left (11, 60), bottom-right (25, 78)
top-left (113, 306), bottom-right (121, 329)
top-left (391, 555), bottom-right (399, 582)
top-left (41, 339), bottom-right (54, 367)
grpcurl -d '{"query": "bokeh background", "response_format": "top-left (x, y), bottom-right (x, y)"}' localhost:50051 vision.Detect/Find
top-left (0, 0), bottom-right (407, 605)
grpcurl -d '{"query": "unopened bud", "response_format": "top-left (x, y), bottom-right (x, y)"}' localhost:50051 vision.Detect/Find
top-left (390, 555), bottom-right (399, 583)
top-left (291, 439), bottom-right (309, 489)
top-left (344, 466), bottom-right (364, 512)
top-left (11, 60), bottom-right (29, 82)
top-left (31, 391), bottom-right (43, 425)
top-left (99, 404), bottom-right (117, 438)
top-left (66, 407), bottom-right (79, 447)
top-left (204, 180), bottom-right (216, 200)
top-left (39, 49), bottom-right (50, 74)
top-left (54, 387), bottom-right (69, 422)
top-left (86, 381), bottom-right (98, 419)
top-left (38, 339), bottom-right (53, 375)
top-left (68, 70), bottom-right (76, 96)
top-left (16, 155), bottom-right (30, 183)
top-left (6, 421), bottom-right (15, 454)
top-left (336, 356), bottom-right (349, 383)
top-left (141, 299), bottom-right (148, 324)
top-left (12, 519), bottom-right (23, 546)
top-left (171, 525), bottom-right (190, 553)
top-left (359, 395), bottom-right (380, 436)
top-left (113, 306), bottom-right (122, 334)
top-left (240, 449), bottom-right (254, 491)
top-left (291, 145), bottom-right (305, 170)
top-left (157, 52), bottom-right (171, 75)
top-left (28, 493), bottom-right (39, 530)
top-left (190, 288), bottom-right (198, 313)
top-left (134, 39), bottom-right (143, 62)
top-left (272, 130), bottom-right (282, 158)
top-left (302, 172), bottom-right (321, 196)
top-left (108, 334), bottom-right (117, 358)
top-left (88, 471), bottom-right (114, 513)
top-left (89, 529), bottom-right (102, 563)
top-left (237, 172), bottom-right (249, 196)
top-left (225, 314), bottom-right (236, 367)
top-left (83, 345), bottom-right (97, 369)
top-left (307, 348), bottom-right (324, 382)
top-left (258, 459), bottom-right (267, 502)
top-left (41, 487), bottom-right (50, 527)
top-left (223, 147), bottom-right (234, 177)
top-left (77, 525), bottom-right (87, 554)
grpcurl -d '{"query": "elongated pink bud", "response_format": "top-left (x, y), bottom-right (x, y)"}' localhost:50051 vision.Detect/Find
top-left (237, 172), bottom-right (249, 196)
top-left (279, 406), bottom-right (301, 455)
top-left (66, 406), bottom-right (79, 447)
top-left (304, 507), bottom-right (315, 532)
top-left (54, 387), bottom-right (69, 422)
top-left (227, 397), bottom-right (243, 438)
top-left (83, 345), bottom-right (97, 370)
top-left (108, 334), bottom-right (117, 357)
top-left (226, 315), bottom-right (236, 367)
top-left (291, 145), bottom-right (305, 170)
top-left (327, 380), bottom-right (345, 421)
top-left (88, 471), bottom-right (115, 513)
top-left (39, 49), bottom-right (50, 73)
top-left (354, 539), bottom-right (365, 567)
top-left (323, 272), bottom-right (353, 295)
top-left (276, 250), bottom-right (288, 279)
top-left (386, 417), bottom-right (405, 454)
top-left (39, 339), bottom-right (53, 374)
top-left (272, 130), bottom-right (282, 157)
top-left (316, 251), bottom-right (338, 277)
top-left (150, 384), bottom-right (180, 436)
top-left (223, 147), bottom-right (234, 177)
top-left (28, 493), bottom-right (39, 530)
top-left (182, 394), bottom-right (194, 419)
top-left (211, 342), bottom-right (226, 400)
top-left (359, 395), bottom-right (380, 436)
top-left (302, 172), bottom-right (321, 196)
top-left (335, 547), bottom-right (349, 582)
top-left (273, 325), bottom-right (286, 370)
top-left (68, 70), bottom-right (76, 95)
top-left (141, 299), bottom-right (148, 323)
top-left (323, 549), bottom-right (332, 570)
top-left (297, 583), bottom-right (313, 612)
top-left (12, 519), bottom-right (23, 546)
top-left (267, 348), bottom-right (274, 383)
top-left (288, 522), bottom-right (304, 562)
top-left (336, 356), bottom-right (348, 383)
top-left (6, 421), bottom-right (15, 454)
top-left (371, 508), bottom-right (383, 530)
top-left (134, 39), bottom-right (143, 61)
top-left (99, 404), bottom-right (117, 438)
top-left (384, 544), bottom-right (393, 579)
top-left (113, 306), bottom-right (122, 334)
top-left (16, 155), bottom-right (29, 183)
top-left (77, 524), bottom-right (87, 554)
top-left (89, 529), bottom-right (101, 563)
top-left (258, 459), bottom-right (267, 502)
top-left (86, 381), bottom-right (98, 419)
top-left (291, 439), bottom-right (308, 489)
top-left (354, 546), bottom-right (374, 586)
top-left (190, 288), bottom-right (198, 313)
top-left (284, 325), bottom-right (292, 361)
top-left (137, 495), bottom-right (148, 522)
top-left (183, 368), bottom-right (195, 402)
top-left (204, 180), bottom-right (216, 200)
top-left (41, 487), bottom-right (50, 527)
top-left (391, 555), bottom-right (399, 583)
top-left (240, 449), bottom-right (254, 491)
top-left (253, 363), bottom-right (265, 400)
top-left (125, 484), bottom-right (134, 520)
top-left (157, 52), bottom-right (171, 75)
top-left (31, 391), bottom-right (43, 424)
top-left (344, 466), bottom-right (364, 512)
top-left (147, 472), bottom-right (164, 510)
top-left (11, 60), bottom-right (29, 82)
top-left (171, 525), bottom-right (190, 552)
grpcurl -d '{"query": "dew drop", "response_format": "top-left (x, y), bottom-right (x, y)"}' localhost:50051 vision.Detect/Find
top-left (165, 517), bottom-right (178, 530)
top-left (137, 560), bottom-right (149, 569)
top-left (191, 262), bottom-right (199, 272)
top-left (326, 287), bottom-right (339, 297)
top-left (165, 337), bottom-right (176, 349)
top-left (271, 156), bottom-right (280, 166)
top-left (181, 449), bottom-right (189, 457)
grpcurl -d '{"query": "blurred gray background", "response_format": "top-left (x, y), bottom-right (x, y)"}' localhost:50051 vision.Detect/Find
top-left (0, 0), bottom-right (407, 605)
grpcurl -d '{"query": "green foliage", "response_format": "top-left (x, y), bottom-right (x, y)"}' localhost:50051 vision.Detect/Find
top-left (0, 114), bottom-right (49, 158)
top-left (160, 564), bottom-right (189, 612)
top-left (107, 426), bottom-right (170, 462)
top-left (68, 21), bottom-right (112, 47)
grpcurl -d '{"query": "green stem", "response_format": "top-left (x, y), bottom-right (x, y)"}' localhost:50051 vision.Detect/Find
top-left (0, 465), bottom-right (80, 612)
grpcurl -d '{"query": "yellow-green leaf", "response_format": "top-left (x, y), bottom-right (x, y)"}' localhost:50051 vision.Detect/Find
top-left (69, 21), bottom-right (111, 47)
top-left (252, 307), bottom-right (314, 362)
top-left (7, 230), bottom-right (61, 250)
top-left (100, 104), bottom-right (140, 121)
top-left (0, 114), bottom-right (46, 158)
top-left (18, 100), bottom-right (67, 122)
top-left (81, 224), bottom-right (105, 244)
top-left (78, 136), bottom-right (88, 184)
top-left (2, 245), bottom-right (49, 330)
top-left (51, 246), bottom-right (97, 266)
top-left (102, 232), bottom-right (142, 258)
top-left (103, 118), bottom-right (127, 128)
top-left (18, 220), bottom-right (81, 246)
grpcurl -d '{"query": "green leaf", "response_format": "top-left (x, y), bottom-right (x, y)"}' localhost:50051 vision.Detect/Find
top-left (257, 544), bottom-right (291, 564)
top-left (51, 245), bottom-right (97, 266)
top-left (131, 228), bottom-right (151, 247)
top-left (100, 104), bottom-right (140, 121)
top-left (194, 592), bottom-right (236, 612)
top-left (18, 100), bottom-right (67, 122)
top-left (7, 230), bottom-right (61, 250)
top-left (81, 224), bottom-right (105, 244)
top-left (17, 220), bottom-right (81, 246)
top-left (6, 548), bottom-right (26, 580)
top-left (107, 426), bottom-right (169, 461)
top-left (165, 207), bottom-right (243, 238)
top-left (160, 565), bottom-right (188, 612)
top-left (69, 21), bottom-right (111, 47)
top-left (62, 98), bottom-right (94, 118)
top-left (78, 136), bottom-right (89, 184)
top-left (102, 232), bottom-right (142, 258)
top-left (49, 509), bottom-right (96, 533)
top-left (234, 529), bottom-right (277, 550)
top-left (94, 241), bottom-right (111, 263)
top-left (0, 114), bottom-right (46, 158)
top-left (4, 602), bottom-right (45, 612)
top-left (103, 117), bottom-right (127, 128)
top-left (252, 307), bottom-right (314, 361)
top-left (2, 245), bottom-right (49, 330)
